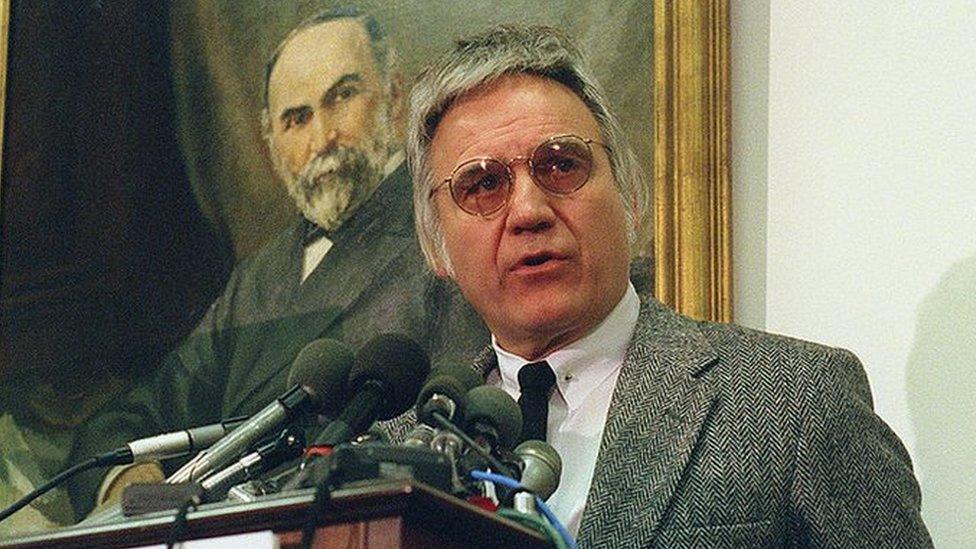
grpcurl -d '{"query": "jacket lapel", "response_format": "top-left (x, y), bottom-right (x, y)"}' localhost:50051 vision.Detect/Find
top-left (576, 297), bottom-right (719, 547)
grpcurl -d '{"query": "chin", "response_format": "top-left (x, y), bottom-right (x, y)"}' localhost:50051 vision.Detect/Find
top-left (512, 299), bottom-right (587, 338)
top-left (299, 180), bottom-right (354, 230)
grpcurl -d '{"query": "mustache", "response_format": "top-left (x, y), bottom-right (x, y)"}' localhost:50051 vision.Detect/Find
top-left (297, 146), bottom-right (373, 193)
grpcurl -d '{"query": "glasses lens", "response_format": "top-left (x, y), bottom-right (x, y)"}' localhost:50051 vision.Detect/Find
top-left (531, 136), bottom-right (593, 194)
top-left (450, 159), bottom-right (511, 215)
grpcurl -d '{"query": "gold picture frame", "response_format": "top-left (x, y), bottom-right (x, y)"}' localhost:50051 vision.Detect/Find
top-left (654, 0), bottom-right (733, 322)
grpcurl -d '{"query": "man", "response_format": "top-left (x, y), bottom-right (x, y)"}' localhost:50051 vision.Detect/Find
top-left (65, 8), bottom-right (486, 520)
top-left (406, 25), bottom-right (931, 546)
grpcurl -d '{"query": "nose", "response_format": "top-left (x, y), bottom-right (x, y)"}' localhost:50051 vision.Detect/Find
top-left (306, 112), bottom-right (339, 161)
top-left (504, 165), bottom-right (556, 235)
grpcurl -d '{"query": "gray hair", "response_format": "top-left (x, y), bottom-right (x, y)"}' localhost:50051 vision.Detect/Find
top-left (407, 24), bottom-right (650, 274)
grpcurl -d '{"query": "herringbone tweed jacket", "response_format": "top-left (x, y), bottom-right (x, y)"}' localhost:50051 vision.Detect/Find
top-left (385, 292), bottom-right (932, 548)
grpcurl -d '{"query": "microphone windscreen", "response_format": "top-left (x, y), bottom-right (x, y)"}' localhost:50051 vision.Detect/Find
top-left (415, 364), bottom-right (483, 422)
top-left (435, 363), bottom-right (484, 394)
top-left (350, 333), bottom-right (431, 420)
top-left (464, 385), bottom-right (523, 450)
top-left (416, 374), bottom-right (466, 422)
top-left (287, 338), bottom-right (355, 416)
top-left (514, 439), bottom-right (563, 500)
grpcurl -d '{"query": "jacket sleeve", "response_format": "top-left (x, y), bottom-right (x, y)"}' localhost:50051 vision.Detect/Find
top-left (790, 347), bottom-right (932, 547)
top-left (65, 268), bottom-right (240, 521)
top-left (423, 276), bottom-right (489, 373)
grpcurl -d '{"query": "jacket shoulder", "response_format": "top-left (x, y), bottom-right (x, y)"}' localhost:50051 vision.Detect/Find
top-left (694, 320), bottom-right (871, 402)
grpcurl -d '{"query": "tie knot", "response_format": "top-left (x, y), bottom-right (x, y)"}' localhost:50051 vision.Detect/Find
top-left (518, 361), bottom-right (556, 394)
top-left (301, 217), bottom-right (333, 246)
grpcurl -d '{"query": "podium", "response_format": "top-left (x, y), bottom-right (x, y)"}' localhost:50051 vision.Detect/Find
top-left (1, 480), bottom-right (551, 548)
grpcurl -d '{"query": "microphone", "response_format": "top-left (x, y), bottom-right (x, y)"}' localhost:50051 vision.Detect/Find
top-left (463, 385), bottom-right (523, 452)
top-left (283, 335), bottom-right (430, 492)
top-left (313, 334), bottom-right (431, 447)
top-left (415, 363), bottom-right (483, 425)
top-left (446, 386), bottom-right (522, 486)
top-left (167, 338), bottom-right (354, 483)
top-left (199, 429), bottom-right (305, 501)
top-left (107, 416), bottom-right (249, 465)
top-left (513, 440), bottom-right (562, 500)
top-left (402, 424), bottom-right (437, 448)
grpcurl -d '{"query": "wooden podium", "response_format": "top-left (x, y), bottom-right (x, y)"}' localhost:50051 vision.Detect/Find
top-left (1, 480), bottom-right (551, 548)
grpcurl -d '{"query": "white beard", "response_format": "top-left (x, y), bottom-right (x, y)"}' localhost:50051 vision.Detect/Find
top-left (274, 113), bottom-right (391, 232)
top-left (288, 146), bottom-right (383, 231)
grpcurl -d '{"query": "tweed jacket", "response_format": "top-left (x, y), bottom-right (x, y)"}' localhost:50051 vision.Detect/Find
top-left (459, 293), bottom-right (931, 548)
top-left (66, 164), bottom-right (488, 519)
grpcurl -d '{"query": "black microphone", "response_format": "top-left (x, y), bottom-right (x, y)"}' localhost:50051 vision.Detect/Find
top-left (199, 428), bottom-right (305, 501)
top-left (513, 439), bottom-right (562, 500)
top-left (167, 338), bottom-right (354, 483)
top-left (313, 334), bottom-right (431, 447)
top-left (463, 385), bottom-right (523, 452)
top-left (415, 363), bottom-right (483, 425)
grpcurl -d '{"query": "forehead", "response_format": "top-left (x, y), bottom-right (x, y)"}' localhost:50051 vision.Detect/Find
top-left (431, 74), bottom-right (602, 165)
top-left (268, 19), bottom-right (379, 107)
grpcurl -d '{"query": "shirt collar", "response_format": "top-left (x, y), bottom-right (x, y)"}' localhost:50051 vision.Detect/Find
top-left (383, 149), bottom-right (404, 178)
top-left (493, 281), bottom-right (640, 412)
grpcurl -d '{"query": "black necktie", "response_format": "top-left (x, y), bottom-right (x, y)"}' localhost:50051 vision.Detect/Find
top-left (301, 217), bottom-right (332, 246)
top-left (518, 361), bottom-right (556, 443)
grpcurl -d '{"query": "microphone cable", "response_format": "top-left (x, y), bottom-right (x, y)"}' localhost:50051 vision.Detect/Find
top-left (165, 487), bottom-right (203, 549)
top-left (0, 448), bottom-right (129, 524)
top-left (300, 460), bottom-right (339, 549)
top-left (469, 470), bottom-right (577, 549)
top-left (428, 410), bottom-right (510, 475)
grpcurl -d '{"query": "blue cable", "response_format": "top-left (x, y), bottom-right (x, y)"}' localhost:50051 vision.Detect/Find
top-left (469, 470), bottom-right (578, 549)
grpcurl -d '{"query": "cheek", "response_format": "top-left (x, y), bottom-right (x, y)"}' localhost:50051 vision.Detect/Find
top-left (273, 130), bottom-right (307, 175)
top-left (337, 97), bottom-right (379, 142)
top-left (442, 214), bottom-right (501, 283)
top-left (577, 196), bottom-right (631, 268)
top-left (444, 224), bottom-right (485, 274)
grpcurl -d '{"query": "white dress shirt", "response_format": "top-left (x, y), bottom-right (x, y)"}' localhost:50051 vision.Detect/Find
top-left (489, 281), bottom-right (640, 535)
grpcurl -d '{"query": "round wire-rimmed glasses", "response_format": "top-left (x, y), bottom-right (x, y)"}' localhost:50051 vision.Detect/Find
top-left (429, 134), bottom-right (610, 217)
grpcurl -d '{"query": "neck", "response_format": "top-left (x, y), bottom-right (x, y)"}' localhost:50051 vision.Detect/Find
top-left (497, 330), bottom-right (583, 362)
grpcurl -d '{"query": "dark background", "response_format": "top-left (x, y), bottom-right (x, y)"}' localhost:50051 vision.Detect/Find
top-left (0, 1), bottom-right (230, 477)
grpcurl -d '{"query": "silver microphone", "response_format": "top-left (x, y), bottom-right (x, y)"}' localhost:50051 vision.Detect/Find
top-left (514, 439), bottom-right (562, 500)
top-left (402, 423), bottom-right (437, 448)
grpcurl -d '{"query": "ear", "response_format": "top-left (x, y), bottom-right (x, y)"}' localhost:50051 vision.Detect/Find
top-left (260, 108), bottom-right (275, 149)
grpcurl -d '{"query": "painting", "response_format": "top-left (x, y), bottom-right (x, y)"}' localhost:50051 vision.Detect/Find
top-left (0, 0), bottom-right (729, 534)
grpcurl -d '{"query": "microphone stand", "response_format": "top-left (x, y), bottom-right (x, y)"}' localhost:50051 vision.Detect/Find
top-left (427, 411), bottom-right (513, 479)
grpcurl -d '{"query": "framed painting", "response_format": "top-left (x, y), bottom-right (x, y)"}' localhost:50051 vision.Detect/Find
top-left (0, 0), bottom-right (729, 533)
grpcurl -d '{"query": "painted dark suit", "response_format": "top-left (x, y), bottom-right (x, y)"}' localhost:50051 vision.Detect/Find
top-left (66, 164), bottom-right (488, 518)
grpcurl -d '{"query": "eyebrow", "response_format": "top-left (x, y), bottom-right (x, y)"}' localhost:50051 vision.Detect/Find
top-left (276, 72), bottom-right (365, 124)
top-left (321, 73), bottom-right (363, 105)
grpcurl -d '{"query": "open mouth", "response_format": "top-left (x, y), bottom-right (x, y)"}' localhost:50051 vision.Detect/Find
top-left (521, 253), bottom-right (554, 267)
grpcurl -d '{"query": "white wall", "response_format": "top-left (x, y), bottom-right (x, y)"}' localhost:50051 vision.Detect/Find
top-left (732, 1), bottom-right (976, 544)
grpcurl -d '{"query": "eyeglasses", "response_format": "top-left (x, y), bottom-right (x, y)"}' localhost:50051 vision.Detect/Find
top-left (430, 134), bottom-right (610, 217)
